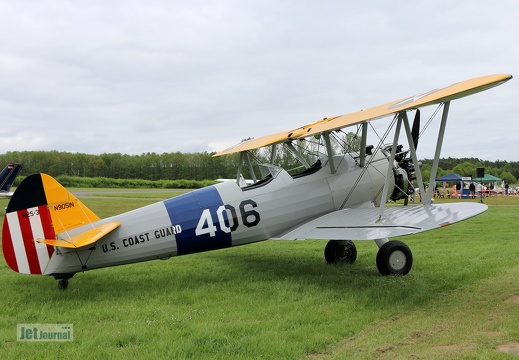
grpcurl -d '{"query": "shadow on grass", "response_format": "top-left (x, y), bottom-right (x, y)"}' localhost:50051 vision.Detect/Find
top-left (4, 241), bottom-right (437, 316)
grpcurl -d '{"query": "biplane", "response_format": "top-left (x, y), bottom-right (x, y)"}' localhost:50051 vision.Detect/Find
top-left (0, 162), bottom-right (23, 198)
top-left (1, 74), bottom-right (512, 290)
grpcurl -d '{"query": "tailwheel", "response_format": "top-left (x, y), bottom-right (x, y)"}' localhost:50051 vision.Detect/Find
top-left (57, 279), bottom-right (69, 291)
top-left (324, 240), bottom-right (357, 264)
top-left (376, 240), bottom-right (413, 275)
top-left (53, 273), bottom-right (75, 291)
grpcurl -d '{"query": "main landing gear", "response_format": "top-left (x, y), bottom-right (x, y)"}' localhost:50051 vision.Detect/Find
top-left (324, 239), bottom-right (413, 276)
top-left (324, 240), bottom-right (357, 264)
top-left (376, 240), bottom-right (413, 275)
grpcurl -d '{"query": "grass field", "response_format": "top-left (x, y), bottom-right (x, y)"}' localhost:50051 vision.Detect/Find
top-left (1, 191), bottom-right (519, 359)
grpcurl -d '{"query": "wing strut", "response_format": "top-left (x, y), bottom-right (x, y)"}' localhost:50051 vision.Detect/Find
top-left (359, 122), bottom-right (368, 167)
top-left (323, 132), bottom-right (336, 174)
top-left (378, 115), bottom-right (403, 220)
top-left (237, 151), bottom-right (258, 184)
top-left (285, 142), bottom-right (310, 169)
top-left (401, 111), bottom-right (427, 204)
top-left (244, 152), bottom-right (258, 183)
top-left (269, 144), bottom-right (278, 164)
top-left (236, 152), bottom-right (245, 184)
top-left (424, 101), bottom-right (450, 204)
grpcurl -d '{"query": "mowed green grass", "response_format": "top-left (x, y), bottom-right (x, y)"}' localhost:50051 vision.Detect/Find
top-left (1, 191), bottom-right (519, 359)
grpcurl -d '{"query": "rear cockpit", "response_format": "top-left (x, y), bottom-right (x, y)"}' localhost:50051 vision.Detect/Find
top-left (231, 128), bottom-right (373, 190)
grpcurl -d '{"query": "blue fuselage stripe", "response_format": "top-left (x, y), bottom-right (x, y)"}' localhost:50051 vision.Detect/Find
top-left (163, 186), bottom-right (231, 255)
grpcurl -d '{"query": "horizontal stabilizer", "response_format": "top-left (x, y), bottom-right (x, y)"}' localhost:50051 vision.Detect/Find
top-left (273, 203), bottom-right (487, 241)
top-left (36, 222), bottom-right (121, 249)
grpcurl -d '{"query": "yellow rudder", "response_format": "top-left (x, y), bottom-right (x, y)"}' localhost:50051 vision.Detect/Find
top-left (41, 174), bottom-right (101, 234)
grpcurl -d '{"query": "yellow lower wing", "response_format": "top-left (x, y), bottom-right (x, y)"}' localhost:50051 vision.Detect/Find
top-left (36, 222), bottom-right (121, 249)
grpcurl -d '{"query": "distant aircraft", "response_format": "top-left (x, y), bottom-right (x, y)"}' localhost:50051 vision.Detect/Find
top-left (0, 163), bottom-right (23, 198)
top-left (1, 74), bottom-right (512, 290)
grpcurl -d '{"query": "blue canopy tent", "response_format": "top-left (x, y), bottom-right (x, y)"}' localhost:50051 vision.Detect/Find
top-left (434, 173), bottom-right (463, 198)
top-left (435, 173), bottom-right (463, 182)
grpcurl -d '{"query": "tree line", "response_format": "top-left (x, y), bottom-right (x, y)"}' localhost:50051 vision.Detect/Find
top-left (1, 151), bottom-right (518, 185)
top-left (0, 150), bottom-right (241, 182)
top-left (420, 157), bottom-right (517, 185)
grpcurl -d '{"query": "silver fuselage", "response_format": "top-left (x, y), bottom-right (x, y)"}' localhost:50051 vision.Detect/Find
top-left (44, 153), bottom-right (393, 275)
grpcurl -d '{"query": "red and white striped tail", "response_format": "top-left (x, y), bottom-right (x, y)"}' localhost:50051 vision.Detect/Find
top-left (2, 173), bottom-right (57, 275)
top-left (3, 173), bottom-right (102, 276)
top-left (2, 205), bottom-right (55, 274)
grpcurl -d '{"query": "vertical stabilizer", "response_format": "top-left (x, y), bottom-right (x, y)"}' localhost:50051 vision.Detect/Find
top-left (0, 162), bottom-right (23, 196)
top-left (2, 174), bottom-right (100, 274)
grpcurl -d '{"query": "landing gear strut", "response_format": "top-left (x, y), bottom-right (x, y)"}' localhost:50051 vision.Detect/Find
top-left (324, 240), bottom-right (357, 264)
top-left (376, 240), bottom-right (413, 275)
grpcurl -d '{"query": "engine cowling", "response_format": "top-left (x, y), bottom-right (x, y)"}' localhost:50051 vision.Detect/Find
top-left (381, 145), bottom-right (417, 202)
top-left (392, 160), bottom-right (416, 201)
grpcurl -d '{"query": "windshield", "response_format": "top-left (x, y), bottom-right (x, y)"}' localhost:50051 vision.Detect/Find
top-left (258, 163), bottom-right (283, 179)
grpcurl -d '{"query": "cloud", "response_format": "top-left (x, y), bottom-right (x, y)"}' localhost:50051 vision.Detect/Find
top-left (0, 0), bottom-right (517, 160)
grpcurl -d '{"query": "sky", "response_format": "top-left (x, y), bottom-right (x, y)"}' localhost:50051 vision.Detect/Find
top-left (0, 0), bottom-right (518, 161)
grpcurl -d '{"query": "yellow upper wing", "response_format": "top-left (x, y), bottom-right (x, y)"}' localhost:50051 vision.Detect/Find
top-left (214, 74), bottom-right (512, 157)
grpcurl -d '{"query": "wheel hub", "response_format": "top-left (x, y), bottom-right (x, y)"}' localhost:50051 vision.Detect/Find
top-left (337, 246), bottom-right (352, 261)
top-left (389, 250), bottom-right (407, 271)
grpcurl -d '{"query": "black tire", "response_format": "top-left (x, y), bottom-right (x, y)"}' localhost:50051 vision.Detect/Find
top-left (324, 240), bottom-right (357, 264)
top-left (376, 240), bottom-right (413, 275)
top-left (58, 279), bottom-right (69, 291)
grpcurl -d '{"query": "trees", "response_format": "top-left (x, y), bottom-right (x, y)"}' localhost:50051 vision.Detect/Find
top-left (452, 162), bottom-right (477, 178)
top-left (1, 150), bottom-right (519, 184)
top-left (423, 158), bottom-right (519, 184)
top-left (499, 171), bottom-right (517, 185)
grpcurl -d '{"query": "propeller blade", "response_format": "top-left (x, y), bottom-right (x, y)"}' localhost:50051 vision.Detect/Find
top-left (411, 109), bottom-right (420, 150)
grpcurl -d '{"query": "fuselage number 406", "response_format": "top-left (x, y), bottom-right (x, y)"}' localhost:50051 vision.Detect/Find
top-left (195, 200), bottom-right (260, 237)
